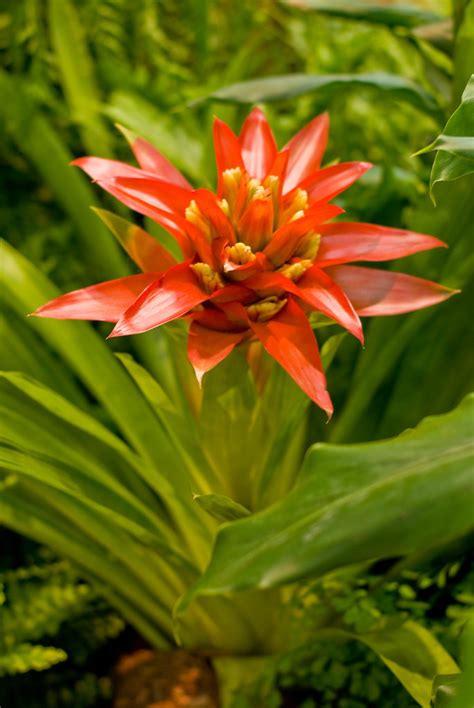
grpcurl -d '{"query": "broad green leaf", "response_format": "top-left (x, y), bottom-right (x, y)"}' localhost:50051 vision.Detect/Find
top-left (357, 621), bottom-right (459, 707)
top-left (199, 72), bottom-right (441, 117)
top-left (177, 396), bottom-right (474, 611)
top-left (416, 75), bottom-right (474, 199)
top-left (431, 673), bottom-right (461, 706)
top-left (193, 494), bottom-right (251, 522)
top-left (48, 0), bottom-right (113, 156)
top-left (316, 620), bottom-right (459, 707)
top-left (418, 135), bottom-right (474, 160)
top-left (447, 619), bottom-right (474, 708)
top-left (0, 71), bottom-right (125, 281)
top-left (283, 0), bottom-right (441, 28)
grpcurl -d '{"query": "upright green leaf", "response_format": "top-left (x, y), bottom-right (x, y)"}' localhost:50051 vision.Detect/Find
top-left (48, 0), bottom-right (113, 156)
top-left (0, 71), bottom-right (125, 281)
top-left (178, 396), bottom-right (474, 609)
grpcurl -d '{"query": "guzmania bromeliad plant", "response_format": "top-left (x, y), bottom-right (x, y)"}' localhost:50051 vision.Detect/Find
top-left (6, 107), bottom-right (469, 706)
top-left (34, 108), bottom-right (455, 417)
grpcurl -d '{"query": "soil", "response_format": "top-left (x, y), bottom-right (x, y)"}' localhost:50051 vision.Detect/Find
top-left (113, 649), bottom-right (219, 708)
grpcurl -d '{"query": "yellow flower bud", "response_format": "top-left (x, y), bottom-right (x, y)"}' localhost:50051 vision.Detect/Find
top-left (190, 263), bottom-right (224, 293)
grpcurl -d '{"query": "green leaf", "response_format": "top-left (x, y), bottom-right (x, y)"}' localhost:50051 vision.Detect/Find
top-left (177, 396), bottom-right (474, 610)
top-left (418, 135), bottom-right (474, 160)
top-left (105, 91), bottom-right (203, 181)
top-left (48, 0), bottom-right (113, 156)
top-left (357, 621), bottom-right (459, 707)
top-left (431, 673), bottom-right (461, 706)
top-left (0, 71), bottom-right (125, 281)
top-left (453, 1), bottom-right (474, 104)
top-left (0, 243), bottom-right (178, 486)
top-left (321, 333), bottom-right (347, 370)
top-left (447, 619), bottom-right (474, 708)
top-left (282, 0), bottom-right (441, 29)
top-left (198, 72), bottom-right (441, 117)
top-left (418, 74), bottom-right (474, 199)
top-left (193, 494), bottom-right (251, 522)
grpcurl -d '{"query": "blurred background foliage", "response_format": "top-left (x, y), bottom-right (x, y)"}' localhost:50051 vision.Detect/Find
top-left (1, 0), bottom-right (473, 706)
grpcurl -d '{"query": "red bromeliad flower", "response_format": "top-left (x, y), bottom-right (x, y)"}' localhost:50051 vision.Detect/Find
top-left (34, 109), bottom-right (456, 417)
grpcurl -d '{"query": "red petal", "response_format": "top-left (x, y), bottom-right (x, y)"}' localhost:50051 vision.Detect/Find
top-left (266, 149), bottom-right (289, 182)
top-left (210, 284), bottom-right (252, 304)
top-left (72, 156), bottom-right (152, 182)
top-left (264, 204), bottom-right (343, 266)
top-left (317, 222), bottom-right (446, 266)
top-left (245, 268), bottom-right (363, 343)
top-left (113, 176), bottom-right (192, 215)
top-left (283, 113), bottom-right (330, 193)
top-left (32, 274), bottom-right (157, 322)
top-left (109, 262), bottom-right (210, 337)
top-left (237, 197), bottom-right (274, 251)
top-left (128, 136), bottom-right (192, 189)
top-left (293, 266), bottom-right (364, 343)
top-left (287, 162), bottom-right (373, 204)
top-left (93, 208), bottom-right (177, 272)
top-left (192, 306), bottom-right (247, 332)
top-left (73, 158), bottom-right (194, 257)
top-left (193, 189), bottom-right (235, 244)
top-left (213, 118), bottom-right (244, 194)
top-left (188, 322), bottom-right (244, 384)
top-left (239, 107), bottom-right (277, 181)
top-left (326, 265), bottom-right (457, 316)
top-left (222, 251), bottom-right (269, 282)
top-left (250, 298), bottom-right (333, 417)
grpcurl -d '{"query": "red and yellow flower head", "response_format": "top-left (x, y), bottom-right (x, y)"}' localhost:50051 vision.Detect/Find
top-left (35, 109), bottom-right (455, 416)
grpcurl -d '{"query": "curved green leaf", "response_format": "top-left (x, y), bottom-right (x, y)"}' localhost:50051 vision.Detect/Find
top-left (199, 72), bottom-right (441, 116)
top-left (417, 74), bottom-right (474, 199)
top-left (283, 0), bottom-right (441, 29)
top-left (178, 396), bottom-right (474, 611)
top-left (193, 494), bottom-right (251, 522)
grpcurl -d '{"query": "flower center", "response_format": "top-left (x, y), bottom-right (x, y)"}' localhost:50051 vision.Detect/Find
top-left (190, 263), bottom-right (223, 293)
top-left (294, 232), bottom-right (321, 260)
top-left (280, 188), bottom-right (308, 225)
top-left (185, 200), bottom-right (210, 239)
top-left (247, 296), bottom-right (287, 322)
top-left (226, 242), bottom-right (256, 265)
top-left (278, 259), bottom-right (312, 281)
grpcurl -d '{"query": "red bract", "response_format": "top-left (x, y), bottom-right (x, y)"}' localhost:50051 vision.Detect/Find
top-left (34, 109), bottom-right (456, 417)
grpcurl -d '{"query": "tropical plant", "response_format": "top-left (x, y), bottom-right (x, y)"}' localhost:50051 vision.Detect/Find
top-left (1, 1), bottom-right (473, 706)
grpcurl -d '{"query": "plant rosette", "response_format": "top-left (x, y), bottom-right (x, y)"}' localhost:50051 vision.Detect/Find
top-left (33, 108), bottom-right (456, 418)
